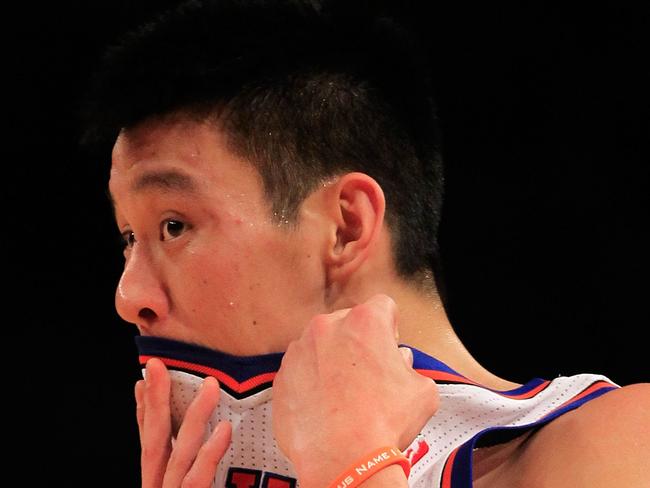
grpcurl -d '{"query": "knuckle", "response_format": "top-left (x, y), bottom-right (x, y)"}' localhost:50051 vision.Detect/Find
top-left (422, 381), bottom-right (440, 412)
top-left (347, 303), bottom-right (373, 325)
top-left (308, 314), bottom-right (332, 337)
top-left (165, 451), bottom-right (180, 472)
top-left (411, 373), bottom-right (438, 399)
top-left (140, 444), bottom-right (166, 464)
top-left (276, 341), bottom-right (296, 379)
top-left (309, 313), bottom-right (330, 328)
top-left (181, 475), bottom-right (200, 488)
top-left (373, 293), bottom-right (395, 307)
top-left (347, 300), bottom-right (394, 334)
top-left (282, 340), bottom-right (296, 359)
top-left (369, 293), bottom-right (397, 315)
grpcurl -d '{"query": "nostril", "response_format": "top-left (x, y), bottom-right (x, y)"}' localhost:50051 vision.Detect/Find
top-left (138, 308), bottom-right (157, 321)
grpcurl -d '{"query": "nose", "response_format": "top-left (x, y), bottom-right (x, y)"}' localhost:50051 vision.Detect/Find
top-left (115, 246), bottom-right (169, 330)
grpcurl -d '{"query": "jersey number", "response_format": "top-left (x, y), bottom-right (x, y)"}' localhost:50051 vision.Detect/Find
top-left (226, 467), bottom-right (297, 488)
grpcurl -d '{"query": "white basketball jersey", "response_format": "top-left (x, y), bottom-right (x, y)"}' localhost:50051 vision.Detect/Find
top-left (136, 336), bottom-right (619, 488)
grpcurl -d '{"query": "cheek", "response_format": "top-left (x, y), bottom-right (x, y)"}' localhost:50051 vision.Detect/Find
top-left (174, 246), bottom-right (244, 312)
top-left (174, 221), bottom-right (321, 316)
top-left (252, 232), bottom-right (323, 298)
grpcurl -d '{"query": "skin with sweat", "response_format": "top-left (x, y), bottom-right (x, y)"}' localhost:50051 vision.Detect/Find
top-left (110, 115), bottom-right (517, 390)
top-left (111, 115), bottom-right (511, 488)
top-left (111, 116), bottom-right (330, 355)
top-left (115, 116), bottom-right (650, 488)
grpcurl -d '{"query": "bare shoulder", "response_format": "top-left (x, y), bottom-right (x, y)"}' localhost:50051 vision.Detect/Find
top-left (513, 383), bottom-right (650, 487)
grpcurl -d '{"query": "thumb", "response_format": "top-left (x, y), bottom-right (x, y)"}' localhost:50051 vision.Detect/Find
top-left (399, 346), bottom-right (414, 368)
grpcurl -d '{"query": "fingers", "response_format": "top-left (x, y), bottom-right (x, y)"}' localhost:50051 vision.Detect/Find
top-left (142, 358), bottom-right (173, 488)
top-left (135, 379), bottom-right (146, 443)
top-left (399, 346), bottom-right (414, 368)
top-left (136, 361), bottom-right (231, 488)
top-left (162, 376), bottom-right (222, 488)
top-left (184, 421), bottom-right (232, 486)
top-left (369, 294), bottom-right (399, 339)
top-left (308, 294), bottom-right (399, 344)
top-left (346, 294), bottom-right (399, 343)
top-left (365, 293), bottom-right (397, 315)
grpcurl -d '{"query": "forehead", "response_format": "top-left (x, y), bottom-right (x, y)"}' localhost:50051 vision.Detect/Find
top-left (111, 117), bottom-right (219, 171)
top-left (109, 117), bottom-right (262, 201)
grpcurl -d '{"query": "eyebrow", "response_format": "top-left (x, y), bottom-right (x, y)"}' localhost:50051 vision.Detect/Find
top-left (107, 169), bottom-right (199, 211)
top-left (131, 169), bottom-right (198, 194)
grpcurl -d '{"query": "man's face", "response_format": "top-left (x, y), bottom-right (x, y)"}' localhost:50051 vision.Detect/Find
top-left (109, 117), bottom-right (326, 355)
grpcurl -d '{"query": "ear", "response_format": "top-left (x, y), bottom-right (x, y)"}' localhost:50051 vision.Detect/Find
top-left (325, 172), bottom-right (386, 286)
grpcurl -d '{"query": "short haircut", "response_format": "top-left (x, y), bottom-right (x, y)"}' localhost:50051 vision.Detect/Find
top-left (80, 0), bottom-right (446, 288)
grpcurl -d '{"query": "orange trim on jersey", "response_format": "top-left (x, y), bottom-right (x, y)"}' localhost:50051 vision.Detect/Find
top-left (440, 447), bottom-right (459, 488)
top-left (139, 355), bottom-right (276, 394)
top-left (416, 369), bottom-right (552, 399)
top-left (416, 369), bottom-right (478, 385)
top-left (543, 380), bottom-right (617, 418)
top-left (500, 380), bottom-right (553, 399)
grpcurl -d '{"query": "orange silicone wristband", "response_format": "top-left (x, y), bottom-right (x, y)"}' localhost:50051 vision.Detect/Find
top-left (327, 446), bottom-right (411, 488)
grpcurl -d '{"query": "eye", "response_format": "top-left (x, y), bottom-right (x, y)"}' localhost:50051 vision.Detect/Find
top-left (121, 230), bottom-right (136, 249)
top-left (160, 219), bottom-right (187, 241)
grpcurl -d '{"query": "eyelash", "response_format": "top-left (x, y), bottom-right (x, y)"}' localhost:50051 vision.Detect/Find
top-left (161, 219), bottom-right (186, 241)
top-left (120, 230), bottom-right (136, 249)
top-left (120, 219), bottom-right (188, 249)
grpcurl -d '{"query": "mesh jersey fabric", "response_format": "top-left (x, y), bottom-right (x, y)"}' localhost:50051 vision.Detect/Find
top-left (136, 336), bottom-right (619, 488)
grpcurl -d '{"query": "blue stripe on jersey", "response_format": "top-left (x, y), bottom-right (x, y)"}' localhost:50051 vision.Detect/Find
top-left (137, 336), bottom-right (551, 397)
top-left (447, 383), bottom-right (618, 488)
top-left (408, 344), bottom-right (551, 396)
top-left (408, 345), bottom-right (459, 375)
top-left (136, 337), bottom-right (464, 384)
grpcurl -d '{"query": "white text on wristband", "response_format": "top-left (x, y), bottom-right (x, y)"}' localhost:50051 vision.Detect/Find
top-left (327, 446), bottom-right (411, 488)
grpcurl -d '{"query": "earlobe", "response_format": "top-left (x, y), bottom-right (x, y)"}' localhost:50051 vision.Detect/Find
top-left (325, 173), bottom-right (386, 285)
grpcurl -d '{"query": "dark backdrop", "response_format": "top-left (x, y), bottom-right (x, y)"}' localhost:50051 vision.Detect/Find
top-left (8, 2), bottom-right (648, 485)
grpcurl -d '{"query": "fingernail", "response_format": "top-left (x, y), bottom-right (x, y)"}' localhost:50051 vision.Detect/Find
top-left (144, 359), bottom-right (153, 384)
top-left (202, 376), bottom-right (217, 389)
top-left (399, 346), bottom-right (413, 367)
top-left (209, 421), bottom-right (230, 443)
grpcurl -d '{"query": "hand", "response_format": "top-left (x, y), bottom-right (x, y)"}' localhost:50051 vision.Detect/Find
top-left (272, 294), bottom-right (439, 487)
top-left (135, 358), bottom-right (232, 488)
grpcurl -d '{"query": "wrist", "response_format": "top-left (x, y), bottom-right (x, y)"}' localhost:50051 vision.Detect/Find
top-left (297, 446), bottom-right (410, 488)
top-left (358, 464), bottom-right (409, 487)
top-left (292, 431), bottom-right (402, 486)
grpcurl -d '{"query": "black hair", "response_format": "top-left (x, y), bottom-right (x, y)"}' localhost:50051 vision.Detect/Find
top-left (80, 0), bottom-right (445, 288)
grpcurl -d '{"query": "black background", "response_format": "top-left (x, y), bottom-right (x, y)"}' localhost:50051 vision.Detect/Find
top-left (8, 2), bottom-right (648, 486)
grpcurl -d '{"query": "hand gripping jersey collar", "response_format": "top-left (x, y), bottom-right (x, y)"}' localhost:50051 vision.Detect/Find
top-left (136, 335), bottom-right (555, 400)
top-left (134, 336), bottom-right (620, 488)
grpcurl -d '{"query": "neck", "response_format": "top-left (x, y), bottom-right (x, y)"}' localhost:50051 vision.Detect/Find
top-left (338, 279), bottom-right (521, 391)
top-left (399, 290), bottom-right (521, 391)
